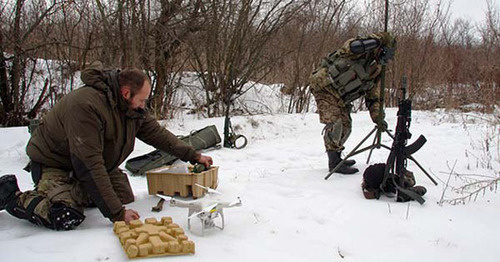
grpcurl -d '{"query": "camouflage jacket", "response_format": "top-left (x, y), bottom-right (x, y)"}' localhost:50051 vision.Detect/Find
top-left (312, 33), bottom-right (392, 122)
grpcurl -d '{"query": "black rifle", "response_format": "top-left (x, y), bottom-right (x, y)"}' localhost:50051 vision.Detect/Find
top-left (382, 76), bottom-right (437, 204)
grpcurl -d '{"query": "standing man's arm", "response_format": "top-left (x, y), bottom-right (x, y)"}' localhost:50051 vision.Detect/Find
top-left (365, 75), bottom-right (387, 131)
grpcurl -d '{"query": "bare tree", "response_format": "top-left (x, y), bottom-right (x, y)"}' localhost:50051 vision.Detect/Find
top-left (150, 0), bottom-right (204, 119)
top-left (187, 0), bottom-right (306, 117)
top-left (476, 0), bottom-right (500, 112)
top-left (0, 0), bottom-right (65, 126)
top-left (1, 0), bottom-right (498, 127)
top-left (388, 0), bottom-right (446, 108)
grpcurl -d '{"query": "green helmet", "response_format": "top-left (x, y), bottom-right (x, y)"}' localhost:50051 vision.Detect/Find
top-left (371, 32), bottom-right (397, 49)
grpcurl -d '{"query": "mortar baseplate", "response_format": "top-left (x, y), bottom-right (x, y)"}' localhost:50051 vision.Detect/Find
top-left (113, 217), bottom-right (195, 259)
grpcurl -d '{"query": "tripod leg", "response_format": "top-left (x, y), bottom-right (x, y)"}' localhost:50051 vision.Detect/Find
top-left (325, 127), bottom-right (377, 180)
top-left (385, 129), bottom-right (395, 140)
top-left (407, 156), bottom-right (438, 185)
top-left (346, 126), bottom-right (378, 157)
top-left (366, 129), bottom-right (382, 164)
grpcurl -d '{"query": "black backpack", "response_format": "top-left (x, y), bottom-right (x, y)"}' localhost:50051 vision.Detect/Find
top-left (362, 163), bottom-right (425, 202)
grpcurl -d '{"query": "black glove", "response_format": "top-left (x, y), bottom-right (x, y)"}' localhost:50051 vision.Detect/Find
top-left (376, 119), bottom-right (388, 132)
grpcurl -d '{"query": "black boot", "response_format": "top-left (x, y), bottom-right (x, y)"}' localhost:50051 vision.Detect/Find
top-left (327, 151), bottom-right (359, 174)
top-left (0, 175), bottom-right (20, 211)
top-left (343, 158), bottom-right (356, 166)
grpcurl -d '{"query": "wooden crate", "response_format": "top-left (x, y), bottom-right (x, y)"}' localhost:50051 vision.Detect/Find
top-left (146, 165), bottom-right (218, 198)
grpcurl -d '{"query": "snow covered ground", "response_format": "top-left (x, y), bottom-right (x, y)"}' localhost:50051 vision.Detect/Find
top-left (1, 106), bottom-right (498, 262)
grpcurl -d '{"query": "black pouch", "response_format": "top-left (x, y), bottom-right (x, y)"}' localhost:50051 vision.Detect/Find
top-left (26, 161), bottom-right (43, 186)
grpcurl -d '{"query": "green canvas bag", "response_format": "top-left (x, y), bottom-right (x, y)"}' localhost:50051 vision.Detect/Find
top-left (125, 125), bottom-right (221, 176)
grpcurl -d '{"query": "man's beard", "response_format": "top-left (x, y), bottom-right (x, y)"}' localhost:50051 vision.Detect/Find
top-left (134, 107), bottom-right (146, 114)
top-left (126, 98), bottom-right (146, 114)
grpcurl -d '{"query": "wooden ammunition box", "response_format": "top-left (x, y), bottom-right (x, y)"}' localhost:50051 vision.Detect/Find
top-left (146, 165), bottom-right (218, 198)
top-left (114, 217), bottom-right (195, 259)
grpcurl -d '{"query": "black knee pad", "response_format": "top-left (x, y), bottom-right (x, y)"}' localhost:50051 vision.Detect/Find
top-left (49, 203), bottom-right (85, 231)
top-left (5, 198), bottom-right (29, 220)
top-left (5, 196), bottom-right (52, 228)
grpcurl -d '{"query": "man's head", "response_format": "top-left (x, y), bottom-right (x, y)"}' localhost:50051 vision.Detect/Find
top-left (371, 32), bottom-right (397, 64)
top-left (118, 69), bottom-right (151, 111)
top-left (371, 32), bottom-right (397, 49)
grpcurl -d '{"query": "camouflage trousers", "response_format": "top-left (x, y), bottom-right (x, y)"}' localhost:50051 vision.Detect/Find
top-left (310, 80), bottom-right (352, 152)
top-left (12, 167), bottom-right (133, 230)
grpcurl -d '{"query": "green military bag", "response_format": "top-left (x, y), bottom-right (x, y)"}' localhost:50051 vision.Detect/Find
top-left (125, 125), bottom-right (221, 176)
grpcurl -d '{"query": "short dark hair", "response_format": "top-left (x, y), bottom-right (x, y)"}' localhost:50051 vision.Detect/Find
top-left (118, 68), bottom-right (150, 96)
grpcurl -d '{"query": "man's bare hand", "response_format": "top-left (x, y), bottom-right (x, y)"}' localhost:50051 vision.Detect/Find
top-left (124, 208), bottom-right (140, 224)
top-left (196, 154), bottom-right (213, 168)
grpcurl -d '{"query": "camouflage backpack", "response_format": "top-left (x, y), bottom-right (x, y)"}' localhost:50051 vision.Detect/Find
top-left (310, 32), bottom-right (396, 103)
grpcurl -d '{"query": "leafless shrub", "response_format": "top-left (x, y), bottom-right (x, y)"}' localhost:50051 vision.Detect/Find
top-left (438, 114), bottom-right (499, 206)
top-left (438, 169), bottom-right (499, 206)
top-left (186, 0), bottom-right (306, 118)
top-left (1, 0), bottom-right (499, 126)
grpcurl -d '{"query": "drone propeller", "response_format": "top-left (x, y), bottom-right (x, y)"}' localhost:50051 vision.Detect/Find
top-left (194, 184), bottom-right (222, 195)
top-left (156, 194), bottom-right (172, 201)
top-left (228, 197), bottom-right (242, 207)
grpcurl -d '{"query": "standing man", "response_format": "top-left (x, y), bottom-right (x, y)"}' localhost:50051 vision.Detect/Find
top-left (0, 61), bottom-right (212, 230)
top-left (309, 32), bottom-right (396, 174)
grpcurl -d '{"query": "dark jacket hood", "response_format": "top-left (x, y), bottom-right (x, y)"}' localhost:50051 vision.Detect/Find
top-left (81, 61), bottom-right (143, 118)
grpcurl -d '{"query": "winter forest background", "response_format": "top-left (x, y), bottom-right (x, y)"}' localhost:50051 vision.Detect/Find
top-left (0, 0), bottom-right (499, 127)
top-left (0, 1), bottom-right (499, 261)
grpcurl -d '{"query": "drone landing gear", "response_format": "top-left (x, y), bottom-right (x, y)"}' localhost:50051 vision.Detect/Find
top-left (188, 209), bottom-right (225, 236)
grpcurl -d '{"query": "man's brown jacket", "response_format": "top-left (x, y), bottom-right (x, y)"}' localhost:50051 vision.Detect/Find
top-left (26, 63), bottom-right (199, 221)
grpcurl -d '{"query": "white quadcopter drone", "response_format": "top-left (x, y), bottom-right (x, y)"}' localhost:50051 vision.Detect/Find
top-left (156, 184), bottom-right (242, 235)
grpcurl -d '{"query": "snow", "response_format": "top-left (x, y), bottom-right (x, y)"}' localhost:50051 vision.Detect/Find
top-left (1, 105), bottom-right (499, 261)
